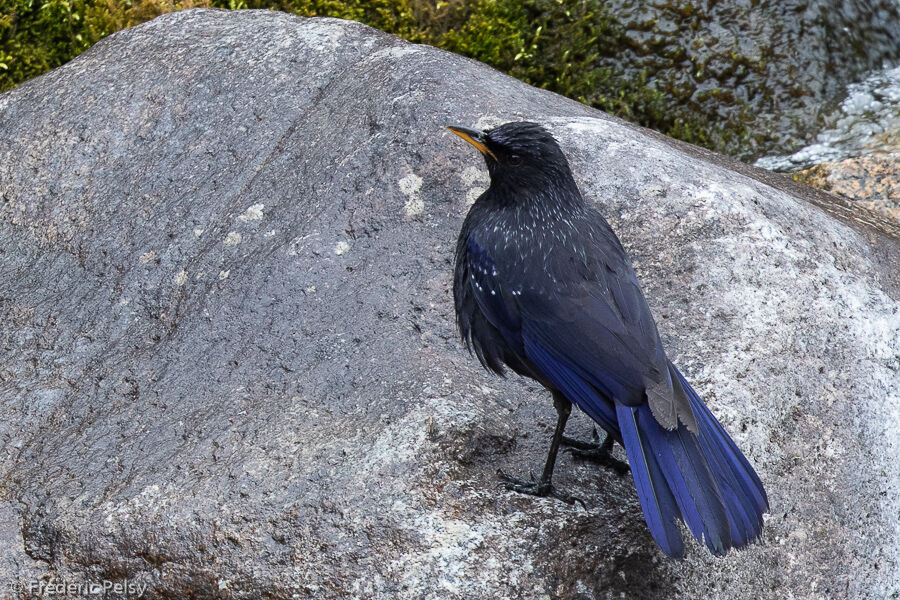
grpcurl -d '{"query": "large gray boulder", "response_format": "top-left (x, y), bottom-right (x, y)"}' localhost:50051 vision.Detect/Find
top-left (1, 9), bottom-right (898, 599)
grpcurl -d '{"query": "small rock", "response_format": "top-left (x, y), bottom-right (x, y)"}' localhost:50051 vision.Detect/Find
top-left (795, 154), bottom-right (900, 221)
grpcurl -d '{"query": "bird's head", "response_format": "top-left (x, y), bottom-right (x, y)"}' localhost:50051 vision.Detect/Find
top-left (446, 122), bottom-right (573, 192)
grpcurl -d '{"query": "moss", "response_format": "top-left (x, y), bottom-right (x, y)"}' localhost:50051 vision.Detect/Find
top-left (0, 0), bottom-right (754, 155)
top-left (0, 0), bottom-right (205, 91)
top-left (223, 0), bottom-right (420, 38)
top-left (431, 0), bottom-right (682, 139)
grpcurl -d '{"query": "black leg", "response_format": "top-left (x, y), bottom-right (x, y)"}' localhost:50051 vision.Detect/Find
top-left (498, 392), bottom-right (584, 506)
top-left (540, 392), bottom-right (571, 485)
top-left (561, 427), bottom-right (630, 476)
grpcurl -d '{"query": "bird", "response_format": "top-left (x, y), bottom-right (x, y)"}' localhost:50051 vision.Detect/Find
top-left (447, 121), bottom-right (768, 558)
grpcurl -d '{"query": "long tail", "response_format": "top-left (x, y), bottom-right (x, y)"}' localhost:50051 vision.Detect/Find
top-left (615, 362), bottom-right (768, 558)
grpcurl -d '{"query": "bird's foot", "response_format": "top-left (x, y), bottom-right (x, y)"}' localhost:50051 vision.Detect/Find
top-left (497, 469), bottom-right (585, 508)
top-left (561, 428), bottom-right (630, 476)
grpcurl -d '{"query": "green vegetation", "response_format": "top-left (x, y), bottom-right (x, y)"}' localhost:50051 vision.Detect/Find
top-left (0, 0), bottom-right (741, 152)
top-left (438, 1), bottom-right (669, 127)
top-left (0, 0), bottom-right (198, 90)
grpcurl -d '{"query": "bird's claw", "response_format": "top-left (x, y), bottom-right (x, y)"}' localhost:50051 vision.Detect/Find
top-left (497, 468), bottom-right (534, 487)
top-left (566, 448), bottom-right (631, 476)
top-left (561, 429), bottom-right (630, 476)
top-left (497, 469), bottom-right (586, 508)
top-left (561, 427), bottom-right (602, 450)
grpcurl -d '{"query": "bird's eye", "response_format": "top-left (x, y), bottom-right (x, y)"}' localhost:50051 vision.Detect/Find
top-left (509, 154), bottom-right (523, 166)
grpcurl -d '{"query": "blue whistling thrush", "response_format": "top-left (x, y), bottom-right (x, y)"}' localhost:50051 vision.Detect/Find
top-left (448, 121), bottom-right (768, 558)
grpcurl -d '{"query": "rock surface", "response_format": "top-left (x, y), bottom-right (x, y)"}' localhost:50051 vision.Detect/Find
top-left (599, 0), bottom-right (900, 159)
top-left (0, 9), bottom-right (898, 600)
top-left (754, 63), bottom-right (900, 171)
top-left (797, 154), bottom-right (900, 222)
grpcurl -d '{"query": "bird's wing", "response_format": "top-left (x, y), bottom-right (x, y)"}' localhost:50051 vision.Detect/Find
top-left (467, 219), bottom-right (697, 432)
top-left (464, 236), bottom-right (522, 339)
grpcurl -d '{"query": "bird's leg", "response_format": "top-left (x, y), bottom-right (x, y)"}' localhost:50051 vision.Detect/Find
top-left (561, 427), bottom-right (630, 476)
top-left (498, 392), bottom-right (584, 507)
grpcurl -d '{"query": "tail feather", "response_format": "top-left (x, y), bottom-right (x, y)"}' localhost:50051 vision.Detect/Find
top-left (699, 432), bottom-right (763, 547)
top-left (648, 404), bottom-right (732, 555)
top-left (616, 404), bottom-right (686, 558)
top-left (618, 364), bottom-right (768, 557)
top-left (673, 366), bottom-right (769, 545)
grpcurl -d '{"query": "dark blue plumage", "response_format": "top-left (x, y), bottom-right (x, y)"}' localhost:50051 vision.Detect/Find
top-left (449, 121), bottom-right (768, 557)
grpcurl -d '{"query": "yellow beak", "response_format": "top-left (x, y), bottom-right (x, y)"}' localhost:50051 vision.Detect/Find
top-left (446, 125), bottom-right (498, 161)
